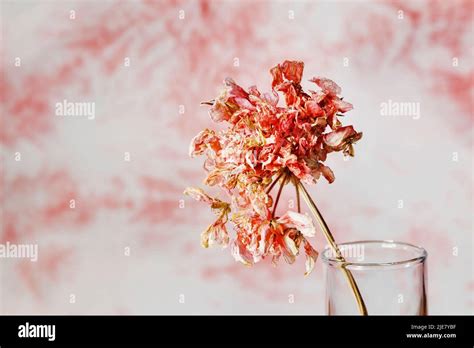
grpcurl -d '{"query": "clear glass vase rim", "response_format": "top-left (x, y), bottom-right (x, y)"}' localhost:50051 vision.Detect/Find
top-left (321, 240), bottom-right (427, 269)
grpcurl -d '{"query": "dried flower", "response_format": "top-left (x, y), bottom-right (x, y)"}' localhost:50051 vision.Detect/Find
top-left (185, 60), bottom-right (362, 275)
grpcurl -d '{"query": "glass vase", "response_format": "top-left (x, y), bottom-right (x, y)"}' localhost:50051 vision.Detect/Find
top-left (322, 240), bottom-right (427, 315)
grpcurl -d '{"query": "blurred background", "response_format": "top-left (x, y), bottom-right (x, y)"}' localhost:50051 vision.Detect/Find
top-left (0, 0), bottom-right (472, 314)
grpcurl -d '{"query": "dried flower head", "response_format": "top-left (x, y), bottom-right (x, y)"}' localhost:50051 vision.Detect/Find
top-left (185, 60), bottom-right (362, 275)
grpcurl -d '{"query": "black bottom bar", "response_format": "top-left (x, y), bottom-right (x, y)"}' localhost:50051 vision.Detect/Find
top-left (0, 315), bottom-right (472, 346)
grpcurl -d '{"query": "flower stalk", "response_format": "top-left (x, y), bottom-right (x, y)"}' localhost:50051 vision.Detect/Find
top-left (294, 178), bottom-right (301, 213)
top-left (296, 178), bottom-right (368, 315)
top-left (266, 170), bottom-right (285, 194)
top-left (271, 172), bottom-right (288, 218)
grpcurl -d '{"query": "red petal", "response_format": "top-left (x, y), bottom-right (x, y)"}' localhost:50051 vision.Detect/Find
top-left (281, 60), bottom-right (304, 84)
top-left (270, 64), bottom-right (284, 89)
top-left (320, 164), bottom-right (335, 183)
top-left (277, 83), bottom-right (298, 106)
top-left (305, 100), bottom-right (325, 117)
top-left (224, 77), bottom-right (248, 99)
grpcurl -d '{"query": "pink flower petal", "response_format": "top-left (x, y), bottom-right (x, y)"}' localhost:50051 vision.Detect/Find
top-left (322, 125), bottom-right (362, 151)
top-left (224, 77), bottom-right (249, 99)
top-left (303, 240), bottom-right (319, 276)
top-left (310, 77), bottom-right (342, 95)
top-left (209, 98), bottom-right (232, 122)
top-left (202, 218), bottom-right (229, 248)
top-left (188, 129), bottom-right (219, 157)
top-left (286, 158), bottom-right (314, 184)
top-left (283, 233), bottom-right (299, 256)
top-left (235, 97), bottom-right (255, 110)
top-left (262, 91), bottom-right (279, 106)
top-left (231, 239), bottom-right (253, 266)
top-left (334, 98), bottom-right (353, 112)
top-left (277, 211), bottom-right (316, 237)
top-left (183, 187), bottom-right (214, 204)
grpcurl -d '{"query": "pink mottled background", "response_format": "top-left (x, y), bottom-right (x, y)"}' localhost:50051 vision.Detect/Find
top-left (1, 0), bottom-right (473, 314)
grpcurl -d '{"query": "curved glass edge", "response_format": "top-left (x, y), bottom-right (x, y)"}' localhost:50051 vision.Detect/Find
top-left (321, 240), bottom-right (428, 270)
